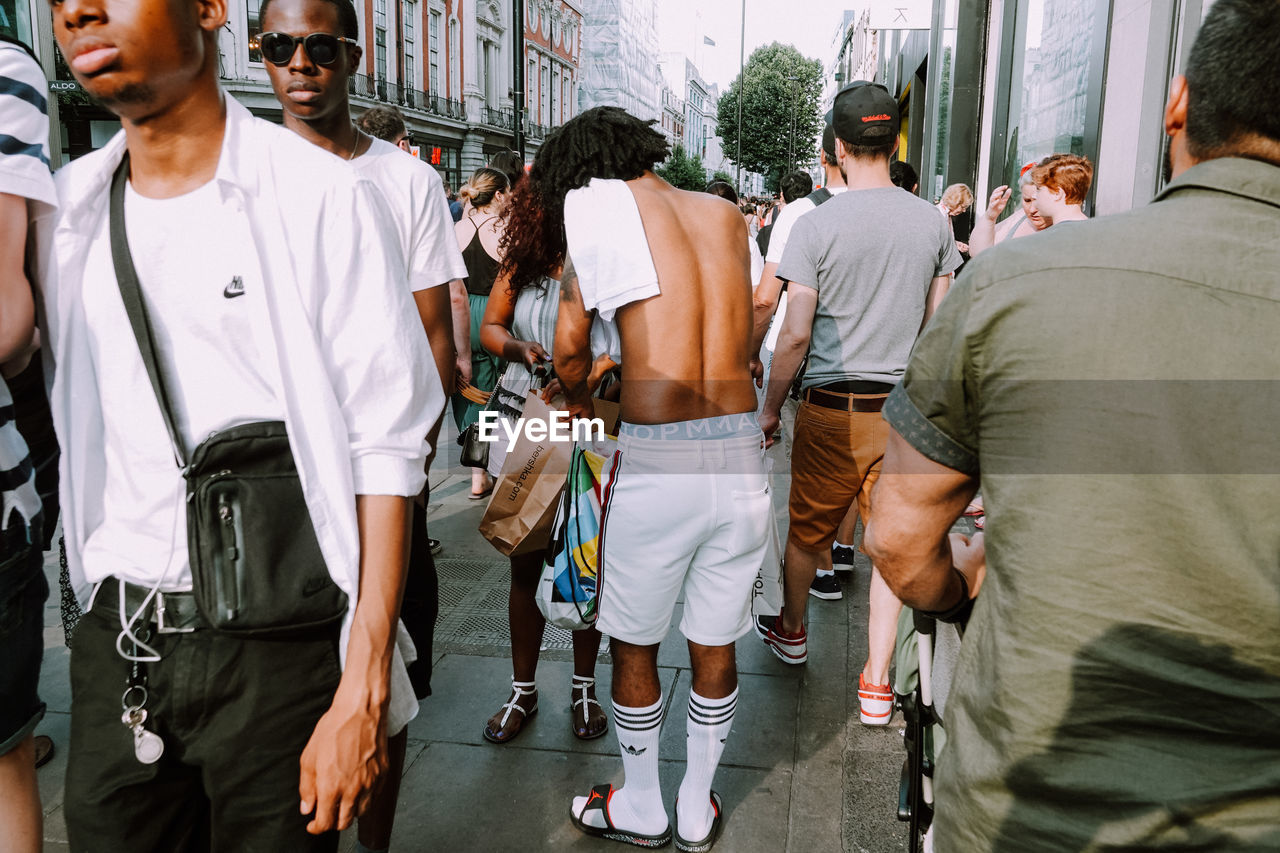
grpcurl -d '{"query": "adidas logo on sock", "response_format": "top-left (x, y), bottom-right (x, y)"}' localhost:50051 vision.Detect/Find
top-left (621, 744), bottom-right (647, 756)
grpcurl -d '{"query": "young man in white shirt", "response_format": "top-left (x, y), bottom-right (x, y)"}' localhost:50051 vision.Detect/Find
top-left (258, 3), bottom-right (467, 848)
top-left (39, 0), bottom-right (441, 847)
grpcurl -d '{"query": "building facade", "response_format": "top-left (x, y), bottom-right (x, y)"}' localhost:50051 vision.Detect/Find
top-left (840, 0), bottom-right (1217, 216)
top-left (31, 0), bottom-right (582, 183)
top-left (659, 82), bottom-right (686, 149)
top-left (579, 0), bottom-right (660, 120)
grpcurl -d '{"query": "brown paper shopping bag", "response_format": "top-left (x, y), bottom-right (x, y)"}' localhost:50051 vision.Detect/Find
top-left (479, 393), bottom-right (569, 556)
top-left (479, 393), bottom-right (623, 556)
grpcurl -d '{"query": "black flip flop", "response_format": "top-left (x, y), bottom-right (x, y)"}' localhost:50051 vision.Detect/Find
top-left (570, 784), bottom-right (673, 848)
top-left (34, 735), bottom-right (54, 769)
top-left (673, 790), bottom-right (723, 853)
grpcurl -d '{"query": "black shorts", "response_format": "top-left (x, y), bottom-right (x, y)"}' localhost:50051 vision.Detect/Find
top-left (0, 518), bottom-right (48, 755)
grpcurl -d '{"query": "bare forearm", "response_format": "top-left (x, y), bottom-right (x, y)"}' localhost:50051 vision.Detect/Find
top-left (750, 272), bottom-right (783, 355)
top-left (448, 280), bottom-right (470, 359)
top-left (339, 494), bottom-right (412, 709)
top-left (865, 525), bottom-right (963, 611)
top-left (556, 347), bottom-right (592, 408)
top-left (969, 217), bottom-right (997, 257)
top-left (763, 332), bottom-right (806, 414)
top-left (922, 275), bottom-right (952, 329)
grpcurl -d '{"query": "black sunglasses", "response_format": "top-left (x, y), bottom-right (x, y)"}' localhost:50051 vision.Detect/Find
top-left (258, 32), bottom-right (357, 67)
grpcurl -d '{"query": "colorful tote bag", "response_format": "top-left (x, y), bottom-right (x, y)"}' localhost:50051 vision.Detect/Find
top-left (536, 440), bottom-right (616, 631)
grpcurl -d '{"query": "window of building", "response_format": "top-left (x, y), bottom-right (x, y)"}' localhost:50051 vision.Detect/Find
top-left (551, 66), bottom-right (559, 124)
top-left (374, 0), bottom-right (388, 81)
top-left (0, 0), bottom-right (33, 44)
top-left (991, 0), bottom-right (1108, 207)
top-left (246, 0), bottom-right (263, 63)
top-left (541, 62), bottom-right (549, 125)
top-left (429, 11), bottom-right (441, 93)
top-left (449, 17), bottom-right (459, 98)
top-left (402, 0), bottom-right (416, 89)
top-left (528, 58), bottom-right (537, 111)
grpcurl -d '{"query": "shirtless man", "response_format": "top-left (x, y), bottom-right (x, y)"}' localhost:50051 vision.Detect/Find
top-left (499, 106), bottom-right (769, 852)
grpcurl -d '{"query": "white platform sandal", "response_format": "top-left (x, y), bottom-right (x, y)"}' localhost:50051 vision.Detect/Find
top-left (571, 675), bottom-right (609, 741)
top-left (483, 680), bottom-right (538, 744)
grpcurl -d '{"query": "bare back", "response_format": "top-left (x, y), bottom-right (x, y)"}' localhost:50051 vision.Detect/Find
top-left (614, 173), bottom-right (758, 424)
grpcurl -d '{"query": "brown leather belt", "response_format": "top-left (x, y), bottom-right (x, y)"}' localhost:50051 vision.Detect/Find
top-left (803, 387), bottom-right (889, 413)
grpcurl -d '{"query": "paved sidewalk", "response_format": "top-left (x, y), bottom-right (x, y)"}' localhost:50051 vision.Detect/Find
top-left (34, 428), bottom-right (919, 852)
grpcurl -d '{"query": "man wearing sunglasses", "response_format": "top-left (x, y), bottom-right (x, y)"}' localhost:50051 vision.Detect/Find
top-left (258, 2), bottom-right (468, 851)
top-left (38, 0), bottom-right (443, 846)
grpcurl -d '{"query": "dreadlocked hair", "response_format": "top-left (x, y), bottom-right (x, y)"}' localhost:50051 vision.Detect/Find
top-left (498, 106), bottom-right (670, 293)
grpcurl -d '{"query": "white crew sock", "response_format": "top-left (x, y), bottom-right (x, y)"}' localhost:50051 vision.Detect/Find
top-left (816, 567), bottom-right (836, 578)
top-left (677, 688), bottom-right (737, 840)
top-left (573, 697), bottom-right (668, 835)
top-left (834, 540), bottom-right (855, 550)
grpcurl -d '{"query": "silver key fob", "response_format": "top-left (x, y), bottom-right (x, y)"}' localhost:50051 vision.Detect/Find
top-left (122, 707), bottom-right (164, 765)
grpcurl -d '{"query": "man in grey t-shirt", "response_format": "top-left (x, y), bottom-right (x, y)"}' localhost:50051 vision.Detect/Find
top-left (756, 82), bottom-right (960, 726)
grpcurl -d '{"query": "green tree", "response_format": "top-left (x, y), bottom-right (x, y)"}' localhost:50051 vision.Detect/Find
top-left (716, 43), bottom-right (824, 192)
top-left (712, 170), bottom-right (735, 185)
top-left (656, 145), bottom-right (708, 191)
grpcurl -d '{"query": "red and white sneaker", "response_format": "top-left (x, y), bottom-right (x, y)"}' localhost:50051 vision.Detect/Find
top-left (754, 614), bottom-right (807, 665)
top-left (858, 673), bottom-right (894, 725)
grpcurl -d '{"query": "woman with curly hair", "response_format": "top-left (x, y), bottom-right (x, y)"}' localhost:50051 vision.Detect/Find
top-left (475, 176), bottom-right (619, 744)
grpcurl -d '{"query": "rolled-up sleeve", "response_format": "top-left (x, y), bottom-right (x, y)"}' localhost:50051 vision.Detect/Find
top-left (318, 178), bottom-right (443, 496)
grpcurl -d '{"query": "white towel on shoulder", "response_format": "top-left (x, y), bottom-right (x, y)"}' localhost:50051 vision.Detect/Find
top-left (563, 178), bottom-right (660, 322)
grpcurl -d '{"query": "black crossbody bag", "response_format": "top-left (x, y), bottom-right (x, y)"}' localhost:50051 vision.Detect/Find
top-left (108, 157), bottom-right (347, 635)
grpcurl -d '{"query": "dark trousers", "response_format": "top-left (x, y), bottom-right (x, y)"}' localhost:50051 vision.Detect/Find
top-left (0, 521), bottom-right (47, 754)
top-left (401, 500), bottom-right (438, 699)
top-left (65, 601), bottom-right (343, 853)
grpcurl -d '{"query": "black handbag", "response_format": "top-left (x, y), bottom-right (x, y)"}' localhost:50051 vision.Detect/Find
top-left (458, 420), bottom-right (490, 469)
top-left (108, 157), bottom-right (347, 635)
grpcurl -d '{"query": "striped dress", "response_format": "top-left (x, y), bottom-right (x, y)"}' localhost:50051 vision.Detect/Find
top-left (0, 40), bottom-right (54, 549)
top-left (484, 280), bottom-right (620, 479)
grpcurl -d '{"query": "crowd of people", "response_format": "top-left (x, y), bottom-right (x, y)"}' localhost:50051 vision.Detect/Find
top-left (0, 0), bottom-right (1277, 850)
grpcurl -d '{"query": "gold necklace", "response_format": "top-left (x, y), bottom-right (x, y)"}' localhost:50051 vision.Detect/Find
top-left (348, 124), bottom-right (363, 161)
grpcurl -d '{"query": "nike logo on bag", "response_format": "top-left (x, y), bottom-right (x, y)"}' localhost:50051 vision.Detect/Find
top-left (622, 744), bottom-right (647, 756)
top-left (223, 276), bottom-right (245, 298)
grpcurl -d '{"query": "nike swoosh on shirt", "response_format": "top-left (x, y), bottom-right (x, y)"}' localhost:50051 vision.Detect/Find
top-left (223, 276), bottom-right (245, 298)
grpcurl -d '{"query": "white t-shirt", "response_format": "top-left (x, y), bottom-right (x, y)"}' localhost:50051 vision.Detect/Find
top-left (80, 181), bottom-right (283, 591)
top-left (351, 138), bottom-right (467, 292)
top-left (748, 234), bottom-right (764, 287)
top-left (761, 186), bottom-right (846, 350)
top-left (763, 186), bottom-right (847, 265)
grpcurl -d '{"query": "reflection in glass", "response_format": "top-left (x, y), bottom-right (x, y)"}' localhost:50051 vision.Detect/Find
top-left (924, 0), bottom-right (959, 201)
top-left (1001, 0), bottom-right (1096, 208)
top-left (247, 0), bottom-right (263, 63)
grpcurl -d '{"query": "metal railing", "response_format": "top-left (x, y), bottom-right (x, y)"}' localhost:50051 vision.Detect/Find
top-left (483, 107), bottom-right (515, 130)
top-left (347, 73), bottom-right (465, 121)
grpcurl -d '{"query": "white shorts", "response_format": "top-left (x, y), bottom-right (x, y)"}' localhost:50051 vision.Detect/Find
top-left (596, 430), bottom-right (772, 647)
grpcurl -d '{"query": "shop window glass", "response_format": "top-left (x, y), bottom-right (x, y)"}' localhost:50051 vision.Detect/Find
top-left (247, 0), bottom-right (263, 64)
top-left (999, 0), bottom-right (1099, 198)
top-left (0, 0), bottom-right (32, 45)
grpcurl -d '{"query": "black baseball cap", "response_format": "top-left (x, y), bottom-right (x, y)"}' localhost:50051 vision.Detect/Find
top-left (832, 81), bottom-right (898, 146)
top-left (821, 110), bottom-right (836, 158)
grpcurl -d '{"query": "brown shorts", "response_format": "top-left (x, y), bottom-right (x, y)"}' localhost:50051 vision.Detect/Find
top-left (786, 399), bottom-right (889, 551)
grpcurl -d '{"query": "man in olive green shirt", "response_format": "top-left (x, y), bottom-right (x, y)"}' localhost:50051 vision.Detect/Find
top-left (864, 0), bottom-right (1280, 848)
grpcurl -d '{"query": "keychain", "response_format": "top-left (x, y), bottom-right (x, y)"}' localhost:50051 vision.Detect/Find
top-left (121, 635), bottom-right (165, 765)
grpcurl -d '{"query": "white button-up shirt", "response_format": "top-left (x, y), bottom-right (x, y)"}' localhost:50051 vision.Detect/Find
top-left (34, 97), bottom-right (442, 728)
